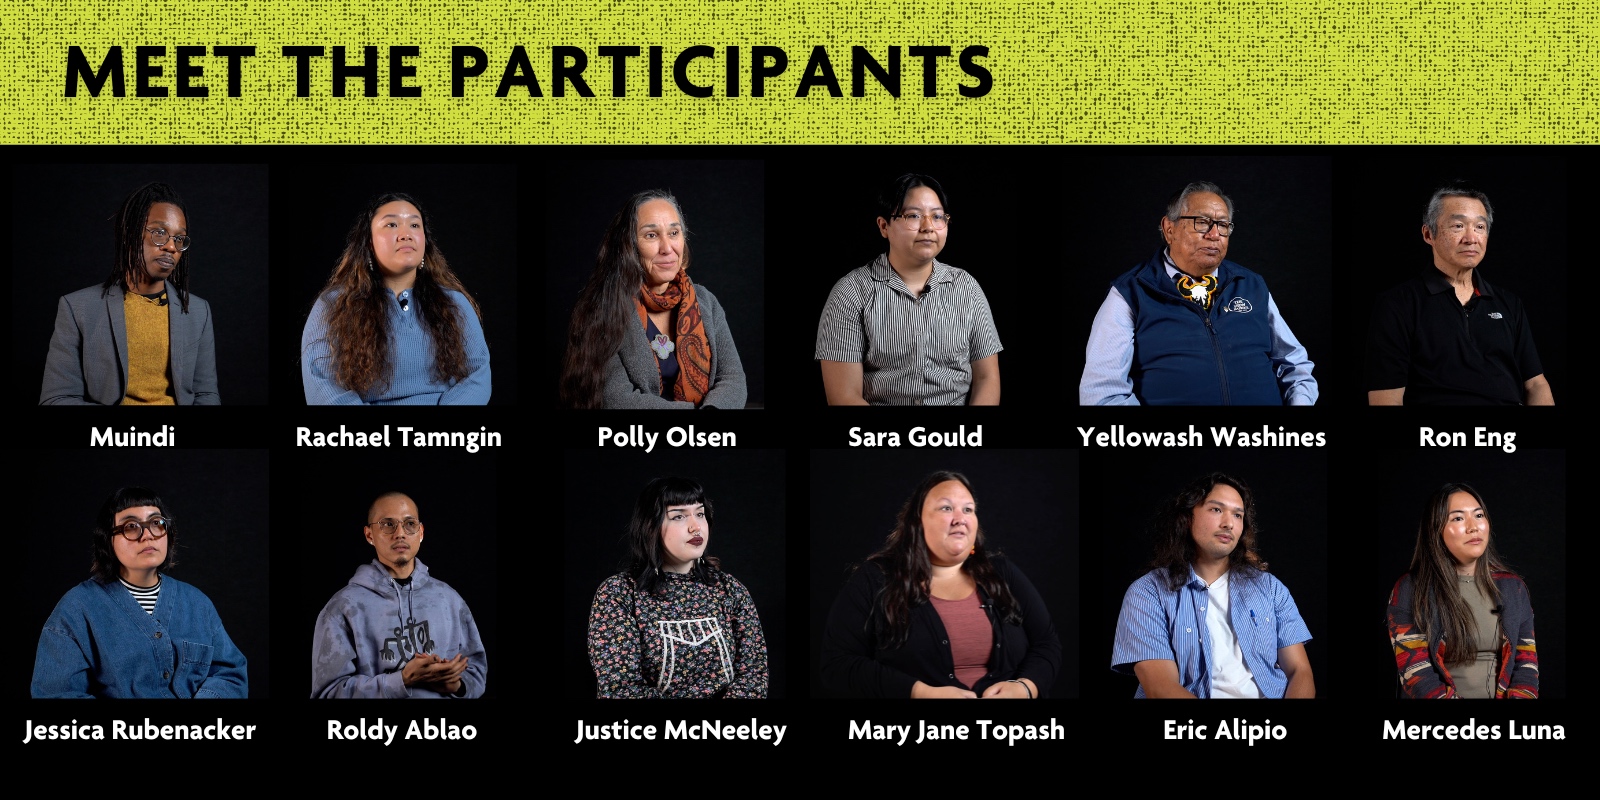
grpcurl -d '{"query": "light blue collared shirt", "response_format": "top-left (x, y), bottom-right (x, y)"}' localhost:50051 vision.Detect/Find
top-left (1111, 566), bottom-right (1311, 698)
top-left (1080, 250), bottom-right (1318, 406)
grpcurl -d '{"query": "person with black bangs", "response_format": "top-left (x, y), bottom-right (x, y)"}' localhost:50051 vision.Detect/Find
top-left (821, 471), bottom-right (1059, 698)
top-left (31, 487), bottom-right (247, 698)
top-left (41, 182), bottom-right (219, 405)
top-left (587, 477), bottom-right (768, 698)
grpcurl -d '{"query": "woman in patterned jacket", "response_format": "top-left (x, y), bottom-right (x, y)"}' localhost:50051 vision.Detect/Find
top-left (1387, 482), bottom-right (1538, 699)
top-left (587, 477), bottom-right (768, 698)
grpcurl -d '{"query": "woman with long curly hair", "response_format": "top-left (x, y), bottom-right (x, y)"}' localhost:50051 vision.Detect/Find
top-left (42, 181), bottom-right (219, 405)
top-left (1386, 483), bottom-right (1538, 698)
top-left (820, 471), bottom-right (1060, 698)
top-left (301, 192), bottom-right (490, 404)
top-left (560, 190), bottom-right (745, 408)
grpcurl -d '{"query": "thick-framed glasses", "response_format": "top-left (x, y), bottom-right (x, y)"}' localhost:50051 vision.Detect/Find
top-left (1174, 216), bottom-right (1235, 237)
top-left (890, 212), bottom-right (951, 229)
top-left (369, 518), bottom-right (422, 538)
top-left (146, 227), bottom-right (192, 251)
top-left (115, 517), bottom-right (171, 541)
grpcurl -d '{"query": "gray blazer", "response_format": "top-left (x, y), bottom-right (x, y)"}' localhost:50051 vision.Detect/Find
top-left (604, 284), bottom-right (747, 409)
top-left (41, 283), bottom-right (220, 405)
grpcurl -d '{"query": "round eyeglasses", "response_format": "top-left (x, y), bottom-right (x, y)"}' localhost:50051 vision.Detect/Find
top-left (115, 516), bottom-right (171, 541)
top-left (146, 226), bottom-right (192, 251)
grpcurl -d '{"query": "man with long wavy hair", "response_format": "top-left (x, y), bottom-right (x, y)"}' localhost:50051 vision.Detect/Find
top-left (1111, 473), bottom-right (1314, 698)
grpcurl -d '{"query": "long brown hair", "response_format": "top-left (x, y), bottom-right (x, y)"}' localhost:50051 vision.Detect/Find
top-left (1407, 482), bottom-right (1511, 666)
top-left (559, 190), bottom-right (689, 408)
top-left (1150, 472), bottom-right (1269, 591)
top-left (312, 192), bottom-right (482, 397)
top-left (864, 471), bottom-right (1021, 650)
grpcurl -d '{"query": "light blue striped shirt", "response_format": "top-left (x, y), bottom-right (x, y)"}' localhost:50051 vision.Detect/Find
top-left (1111, 567), bottom-right (1311, 698)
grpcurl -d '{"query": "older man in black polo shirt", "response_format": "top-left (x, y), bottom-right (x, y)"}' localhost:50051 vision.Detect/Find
top-left (1366, 186), bottom-right (1554, 405)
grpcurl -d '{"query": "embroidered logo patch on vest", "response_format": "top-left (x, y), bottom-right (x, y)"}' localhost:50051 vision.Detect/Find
top-left (1488, 312), bottom-right (1503, 319)
top-left (1224, 297), bottom-right (1253, 314)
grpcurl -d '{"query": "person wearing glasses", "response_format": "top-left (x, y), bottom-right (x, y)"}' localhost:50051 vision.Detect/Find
top-left (301, 192), bottom-right (491, 404)
top-left (1079, 181), bottom-right (1318, 405)
top-left (815, 173), bottom-right (1002, 405)
top-left (311, 491), bottom-right (487, 698)
top-left (560, 190), bottom-right (747, 408)
top-left (40, 182), bottom-right (220, 405)
top-left (31, 487), bottom-right (248, 698)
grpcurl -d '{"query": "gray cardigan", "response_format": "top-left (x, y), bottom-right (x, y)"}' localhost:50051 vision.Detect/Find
top-left (604, 284), bottom-right (746, 409)
top-left (41, 283), bottom-right (219, 405)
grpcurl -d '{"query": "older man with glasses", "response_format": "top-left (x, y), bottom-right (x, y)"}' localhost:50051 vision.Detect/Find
top-left (1080, 181), bottom-right (1318, 406)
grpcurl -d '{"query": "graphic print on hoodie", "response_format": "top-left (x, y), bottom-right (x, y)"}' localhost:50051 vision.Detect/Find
top-left (311, 559), bottom-right (488, 698)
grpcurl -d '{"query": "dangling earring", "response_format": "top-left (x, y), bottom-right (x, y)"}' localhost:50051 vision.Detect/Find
top-left (366, 256), bottom-right (374, 272)
top-left (420, 258), bottom-right (427, 272)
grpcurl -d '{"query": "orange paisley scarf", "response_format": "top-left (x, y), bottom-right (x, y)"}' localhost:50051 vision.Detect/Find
top-left (635, 270), bottom-right (712, 405)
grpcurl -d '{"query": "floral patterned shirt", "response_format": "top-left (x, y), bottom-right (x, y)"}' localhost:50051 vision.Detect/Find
top-left (588, 570), bottom-right (768, 698)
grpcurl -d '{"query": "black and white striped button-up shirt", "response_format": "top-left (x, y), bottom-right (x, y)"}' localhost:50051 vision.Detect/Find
top-left (815, 254), bottom-right (1002, 405)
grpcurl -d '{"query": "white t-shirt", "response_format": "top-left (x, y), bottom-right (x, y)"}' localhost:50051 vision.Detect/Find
top-left (1203, 572), bottom-right (1264, 699)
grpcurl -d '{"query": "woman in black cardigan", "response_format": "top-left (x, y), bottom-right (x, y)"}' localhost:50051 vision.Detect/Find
top-left (821, 471), bottom-right (1061, 698)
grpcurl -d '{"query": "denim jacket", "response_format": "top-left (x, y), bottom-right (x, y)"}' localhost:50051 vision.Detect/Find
top-left (31, 577), bottom-right (249, 698)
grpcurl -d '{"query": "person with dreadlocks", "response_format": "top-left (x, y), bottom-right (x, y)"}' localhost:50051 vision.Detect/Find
top-left (41, 182), bottom-right (219, 405)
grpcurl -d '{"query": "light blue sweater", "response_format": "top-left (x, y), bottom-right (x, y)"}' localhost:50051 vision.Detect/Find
top-left (301, 287), bottom-right (491, 404)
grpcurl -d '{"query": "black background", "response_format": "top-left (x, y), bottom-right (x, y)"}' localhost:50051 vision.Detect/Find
top-left (563, 447), bottom-right (788, 697)
top-left (808, 449), bottom-right (1080, 698)
top-left (1336, 154), bottom-right (1568, 405)
top-left (24, 450), bottom-right (271, 697)
top-left (272, 162), bottom-right (521, 405)
top-left (6, 146), bottom-right (1580, 760)
top-left (13, 163), bottom-right (272, 404)
top-left (1089, 448), bottom-right (1331, 698)
top-left (541, 158), bottom-right (766, 407)
top-left (1072, 155), bottom-right (1334, 401)
top-left (288, 446), bottom-right (499, 700)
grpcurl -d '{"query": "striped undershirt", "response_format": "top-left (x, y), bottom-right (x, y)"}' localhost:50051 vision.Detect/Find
top-left (120, 577), bottom-right (161, 614)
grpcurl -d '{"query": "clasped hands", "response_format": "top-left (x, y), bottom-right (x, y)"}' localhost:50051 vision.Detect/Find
top-left (401, 652), bottom-right (470, 695)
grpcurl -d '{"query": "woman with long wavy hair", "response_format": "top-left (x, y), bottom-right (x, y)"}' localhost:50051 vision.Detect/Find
top-left (301, 192), bottom-right (490, 404)
top-left (560, 190), bottom-right (745, 408)
top-left (1387, 483), bottom-right (1538, 698)
top-left (820, 471), bottom-right (1060, 698)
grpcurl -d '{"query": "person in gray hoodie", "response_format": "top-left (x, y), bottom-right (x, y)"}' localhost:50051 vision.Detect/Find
top-left (311, 491), bottom-right (487, 698)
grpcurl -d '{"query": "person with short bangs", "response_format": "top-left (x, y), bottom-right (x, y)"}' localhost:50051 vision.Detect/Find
top-left (41, 182), bottom-right (219, 405)
top-left (31, 487), bottom-right (248, 698)
top-left (587, 477), bottom-right (768, 697)
top-left (1387, 483), bottom-right (1538, 698)
top-left (301, 192), bottom-right (491, 404)
top-left (821, 471), bottom-right (1060, 698)
top-left (816, 174), bottom-right (1002, 405)
top-left (560, 190), bottom-right (747, 408)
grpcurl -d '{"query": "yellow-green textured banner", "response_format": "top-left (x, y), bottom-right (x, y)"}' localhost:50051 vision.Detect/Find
top-left (1, 0), bottom-right (1594, 143)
